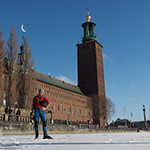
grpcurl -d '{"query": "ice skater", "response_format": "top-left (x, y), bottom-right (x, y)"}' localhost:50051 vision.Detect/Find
top-left (32, 88), bottom-right (53, 139)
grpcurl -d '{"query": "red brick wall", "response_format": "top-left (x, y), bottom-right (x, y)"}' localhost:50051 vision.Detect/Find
top-left (0, 68), bottom-right (94, 124)
top-left (32, 80), bottom-right (93, 123)
top-left (77, 41), bottom-right (107, 126)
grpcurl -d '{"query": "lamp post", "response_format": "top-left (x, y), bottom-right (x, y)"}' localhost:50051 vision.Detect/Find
top-left (14, 101), bottom-right (18, 122)
top-left (67, 112), bottom-right (70, 125)
top-left (48, 109), bottom-right (53, 124)
top-left (67, 112), bottom-right (70, 121)
top-left (143, 105), bottom-right (148, 130)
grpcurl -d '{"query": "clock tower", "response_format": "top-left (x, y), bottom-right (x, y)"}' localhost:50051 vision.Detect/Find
top-left (77, 12), bottom-right (107, 126)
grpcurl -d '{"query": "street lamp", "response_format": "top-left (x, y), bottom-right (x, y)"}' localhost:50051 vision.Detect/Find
top-left (14, 101), bottom-right (18, 122)
top-left (67, 112), bottom-right (70, 121)
top-left (48, 108), bottom-right (53, 124)
top-left (66, 112), bottom-right (70, 125)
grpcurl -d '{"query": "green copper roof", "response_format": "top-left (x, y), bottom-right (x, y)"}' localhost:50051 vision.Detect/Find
top-left (34, 71), bottom-right (85, 95)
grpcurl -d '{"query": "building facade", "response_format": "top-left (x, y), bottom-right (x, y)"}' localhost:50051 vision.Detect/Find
top-left (1, 13), bottom-right (107, 126)
top-left (32, 71), bottom-right (93, 123)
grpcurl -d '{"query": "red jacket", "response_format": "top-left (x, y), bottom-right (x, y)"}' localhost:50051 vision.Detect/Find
top-left (33, 95), bottom-right (49, 110)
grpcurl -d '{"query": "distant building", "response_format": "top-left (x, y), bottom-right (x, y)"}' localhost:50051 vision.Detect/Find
top-left (110, 118), bottom-right (131, 128)
top-left (132, 120), bottom-right (150, 129)
top-left (1, 13), bottom-right (107, 126)
top-left (110, 118), bottom-right (150, 129)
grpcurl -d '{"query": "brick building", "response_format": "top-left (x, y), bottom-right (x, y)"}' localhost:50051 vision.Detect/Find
top-left (1, 13), bottom-right (107, 125)
top-left (32, 71), bottom-right (93, 123)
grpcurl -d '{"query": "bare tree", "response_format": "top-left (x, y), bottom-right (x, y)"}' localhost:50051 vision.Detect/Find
top-left (7, 26), bottom-right (19, 106)
top-left (17, 36), bottom-right (34, 109)
top-left (106, 97), bottom-right (115, 121)
top-left (89, 94), bottom-right (115, 125)
top-left (0, 27), bottom-right (5, 62)
top-left (0, 27), bottom-right (6, 105)
top-left (90, 94), bottom-right (100, 124)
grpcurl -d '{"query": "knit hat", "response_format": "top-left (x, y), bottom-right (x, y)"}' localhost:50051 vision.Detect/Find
top-left (39, 88), bottom-right (44, 93)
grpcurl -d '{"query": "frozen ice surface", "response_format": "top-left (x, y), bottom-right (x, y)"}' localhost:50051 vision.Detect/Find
top-left (0, 132), bottom-right (150, 150)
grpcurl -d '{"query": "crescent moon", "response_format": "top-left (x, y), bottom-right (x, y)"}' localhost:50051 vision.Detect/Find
top-left (21, 24), bottom-right (26, 32)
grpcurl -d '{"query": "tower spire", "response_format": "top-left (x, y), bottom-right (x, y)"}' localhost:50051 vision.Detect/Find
top-left (81, 12), bottom-right (97, 43)
top-left (86, 7), bottom-right (91, 22)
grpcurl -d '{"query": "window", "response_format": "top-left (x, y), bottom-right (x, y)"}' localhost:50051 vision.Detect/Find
top-left (67, 104), bottom-right (69, 114)
top-left (70, 107), bottom-right (71, 113)
top-left (86, 108), bottom-right (88, 117)
top-left (61, 103), bottom-right (63, 114)
top-left (77, 106), bottom-right (79, 116)
top-left (82, 108), bottom-right (84, 116)
top-left (54, 101), bottom-right (56, 113)
top-left (58, 105), bottom-right (60, 111)
top-left (72, 105), bottom-right (74, 116)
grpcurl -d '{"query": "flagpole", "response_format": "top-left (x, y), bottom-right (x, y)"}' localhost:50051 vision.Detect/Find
top-left (124, 107), bottom-right (127, 127)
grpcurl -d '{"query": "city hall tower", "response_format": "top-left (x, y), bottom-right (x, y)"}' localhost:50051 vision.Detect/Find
top-left (77, 12), bottom-right (107, 126)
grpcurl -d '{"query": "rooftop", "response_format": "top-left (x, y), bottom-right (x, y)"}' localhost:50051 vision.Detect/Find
top-left (34, 71), bottom-right (85, 96)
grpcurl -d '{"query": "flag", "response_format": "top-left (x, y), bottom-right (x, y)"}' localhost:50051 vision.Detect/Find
top-left (124, 107), bottom-right (126, 114)
top-left (131, 112), bottom-right (133, 118)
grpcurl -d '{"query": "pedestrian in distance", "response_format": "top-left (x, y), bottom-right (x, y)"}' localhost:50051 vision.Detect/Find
top-left (5, 106), bottom-right (9, 114)
top-left (4, 106), bottom-right (9, 121)
top-left (8, 107), bottom-right (12, 121)
top-left (32, 88), bottom-right (53, 139)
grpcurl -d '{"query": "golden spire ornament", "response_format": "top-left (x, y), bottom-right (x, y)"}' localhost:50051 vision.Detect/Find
top-left (86, 12), bottom-right (91, 22)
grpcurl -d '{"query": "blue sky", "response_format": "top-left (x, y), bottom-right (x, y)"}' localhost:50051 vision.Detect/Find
top-left (1, 0), bottom-right (150, 123)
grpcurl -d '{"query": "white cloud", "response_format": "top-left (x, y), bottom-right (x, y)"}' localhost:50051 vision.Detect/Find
top-left (103, 53), bottom-right (113, 63)
top-left (107, 83), bottom-right (117, 88)
top-left (128, 96), bottom-right (135, 101)
top-left (130, 85), bottom-right (136, 90)
top-left (55, 75), bottom-right (77, 85)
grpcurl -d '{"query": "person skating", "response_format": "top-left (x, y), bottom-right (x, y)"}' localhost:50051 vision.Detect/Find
top-left (32, 88), bottom-right (53, 139)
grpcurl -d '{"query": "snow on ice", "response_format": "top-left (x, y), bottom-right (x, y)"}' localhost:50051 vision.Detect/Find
top-left (0, 132), bottom-right (150, 150)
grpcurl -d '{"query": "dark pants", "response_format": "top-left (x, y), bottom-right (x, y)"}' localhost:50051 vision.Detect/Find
top-left (34, 108), bottom-right (47, 135)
